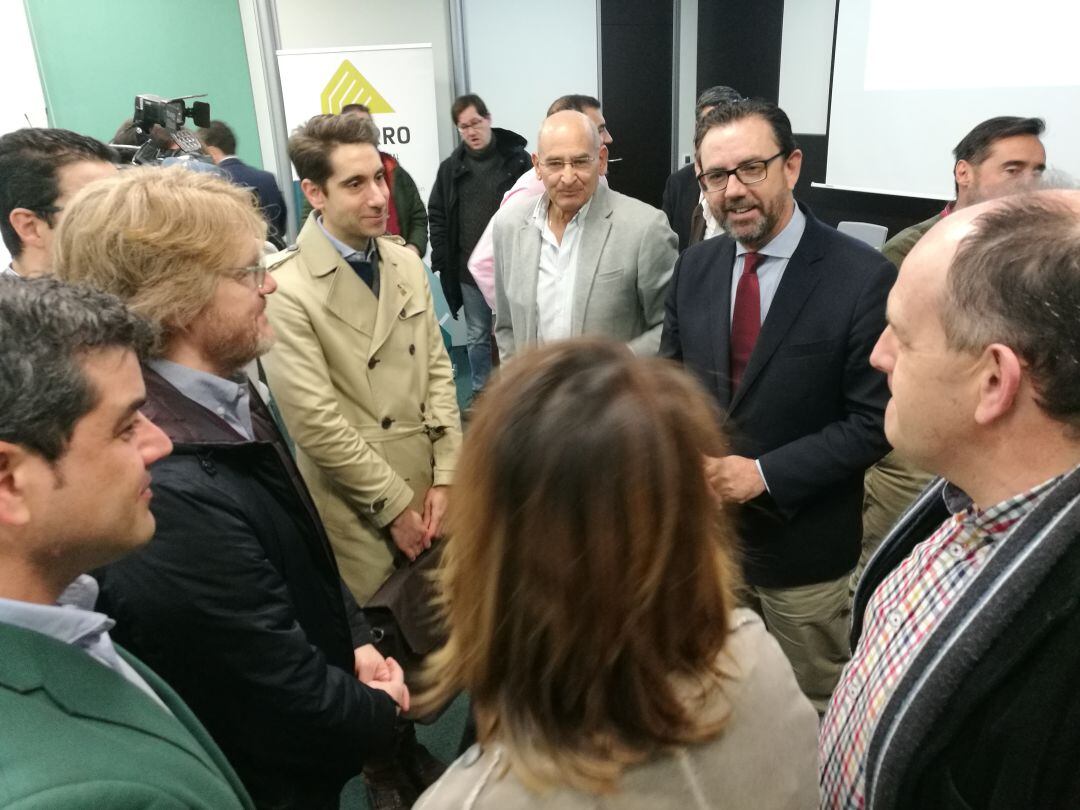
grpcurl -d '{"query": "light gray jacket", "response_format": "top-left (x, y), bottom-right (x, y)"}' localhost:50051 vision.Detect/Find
top-left (492, 183), bottom-right (677, 358)
top-left (415, 610), bottom-right (819, 810)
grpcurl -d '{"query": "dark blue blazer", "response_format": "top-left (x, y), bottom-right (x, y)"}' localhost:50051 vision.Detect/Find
top-left (219, 157), bottom-right (288, 242)
top-left (660, 203), bottom-right (896, 587)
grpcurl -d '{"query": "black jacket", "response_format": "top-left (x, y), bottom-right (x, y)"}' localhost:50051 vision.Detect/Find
top-left (850, 468), bottom-right (1080, 810)
top-left (427, 127), bottom-right (531, 314)
top-left (218, 157), bottom-right (289, 246)
top-left (96, 368), bottom-right (397, 810)
top-left (661, 162), bottom-right (700, 252)
top-left (660, 204), bottom-right (895, 587)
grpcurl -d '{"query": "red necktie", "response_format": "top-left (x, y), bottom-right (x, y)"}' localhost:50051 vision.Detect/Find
top-left (730, 252), bottom-right (762, 390)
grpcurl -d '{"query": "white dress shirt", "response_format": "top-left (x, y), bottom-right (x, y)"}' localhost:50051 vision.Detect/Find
top-left (532, 195), bottom-right (593, 344)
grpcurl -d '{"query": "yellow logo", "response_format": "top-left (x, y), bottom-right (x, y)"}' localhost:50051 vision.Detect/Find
top-left (321, 60), bottom-right (395, 114)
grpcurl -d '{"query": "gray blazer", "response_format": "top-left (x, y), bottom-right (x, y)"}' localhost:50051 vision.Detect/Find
top-left (492, 183), bottom-right (678, 358)
top-left (414, 610), bottom-right (819, 810)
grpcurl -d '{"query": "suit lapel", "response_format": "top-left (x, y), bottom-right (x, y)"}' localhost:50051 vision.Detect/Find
top-left (570, 187), bottom-right (614, 336)
top-left (296, 220), bottom-right (378, 338)
top-left (710, 238), bottom-right (736, 405)
top-left (0, 623), bottom-right (218, 772)
top-left (369, 245), bottom-right (421, 356)
top-left (515, 208), bottom-right (542, 343)
top-left (729, 215), bottom-right (825, 412)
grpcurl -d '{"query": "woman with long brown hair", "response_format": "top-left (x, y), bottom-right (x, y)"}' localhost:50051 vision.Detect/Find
top-left (416, 339), bottom-right (817, 809)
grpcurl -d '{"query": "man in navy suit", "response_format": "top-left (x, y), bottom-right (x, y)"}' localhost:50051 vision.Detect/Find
top-left (200, 120), bottom-right (288, 246)
top-left (659, 99), bottom-right (895, 712)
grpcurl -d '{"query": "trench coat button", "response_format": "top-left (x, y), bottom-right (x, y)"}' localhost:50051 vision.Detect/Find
top-left (400, 307), bottom-right (407, 318)
top-left (368, 357), bottom-right (379, 369)
top-left (372, 498), bottom-right (386, 513)
top-left (381, 416), bottom-right (394, 429)
top-left (408, 344), bottom-right (416, 355)
top-left (419, 403), bottom-right (426, 413)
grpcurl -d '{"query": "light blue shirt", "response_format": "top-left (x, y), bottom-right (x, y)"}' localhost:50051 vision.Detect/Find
top-left (2, 264), bottom-right (21, 278)
top-left (0, 575), bottom-right (168, 710)
top-left (729, 203), bottom-right (807, 325)
top-left (149, 358), bottom-right (256, 440)
top-left (318, 216), bottom-right (377, 264)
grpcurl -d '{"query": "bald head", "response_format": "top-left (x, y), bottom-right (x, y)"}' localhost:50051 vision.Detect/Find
top-left (538, 110), bottom-right (601, 155)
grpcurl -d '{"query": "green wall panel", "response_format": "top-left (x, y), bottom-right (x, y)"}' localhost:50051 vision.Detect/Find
top-left (26, 0), bottom-right (263, 167)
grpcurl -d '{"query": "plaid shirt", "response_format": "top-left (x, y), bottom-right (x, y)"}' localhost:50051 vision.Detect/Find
top-left (819, 476), bottom-right (1061, 809)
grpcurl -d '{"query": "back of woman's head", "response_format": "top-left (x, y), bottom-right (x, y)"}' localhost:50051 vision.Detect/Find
top-left (424, 339), bottom-right (740, 793)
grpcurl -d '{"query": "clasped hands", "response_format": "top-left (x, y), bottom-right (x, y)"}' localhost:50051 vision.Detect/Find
top-left (388, 485), bottom-right (448, 562)
top-left (354, 643), bottom-right (410, 713)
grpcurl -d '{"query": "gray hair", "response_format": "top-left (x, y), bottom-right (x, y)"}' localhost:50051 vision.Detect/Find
top-left (944, 192), bottom-right (1080, 433)
top-left (0, 276), bottom-right (156, 461)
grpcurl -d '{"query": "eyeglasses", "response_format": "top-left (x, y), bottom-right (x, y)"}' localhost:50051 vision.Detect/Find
top-left (456, 118), bottom-right (488, 132)
top-left (696, 151), bottom-right (786, 193)
top-left (537, 155), bottom-right (596, 174)
top-left (231, 265), bottom-right (268, 291)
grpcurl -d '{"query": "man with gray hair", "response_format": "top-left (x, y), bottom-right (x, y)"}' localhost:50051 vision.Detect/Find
top-left (821, 190), bottom-right (1080, 810)
top-left (0, 276), bottom-right (252, 807)
top-left (662, 85), bottom-right (744, 251)
top-left (492, 110), bottom-right (677, 357)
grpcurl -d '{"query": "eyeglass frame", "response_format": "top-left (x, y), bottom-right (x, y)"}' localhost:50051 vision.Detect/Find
top-left (696, 150), bottom-right (788, 193)
top-left (536, 154), bottom-right (598, 174)
top-left (230, 264), bottom-right (268, 291)
top-left (456, 117), bottom-right (490, 132)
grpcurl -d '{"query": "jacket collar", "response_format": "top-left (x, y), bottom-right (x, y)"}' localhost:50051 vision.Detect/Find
top-left (295, 216), bottom-right (423, 357)
top-left (0, 621), bottom-right (220, 773)
top-left (142, 365), bottom-right (247, 446)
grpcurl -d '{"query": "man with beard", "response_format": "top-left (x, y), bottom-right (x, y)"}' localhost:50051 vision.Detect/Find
top-left (54, 167), bottom-right (408, 810)
top-left (659, 99), bottom-right (896, 712)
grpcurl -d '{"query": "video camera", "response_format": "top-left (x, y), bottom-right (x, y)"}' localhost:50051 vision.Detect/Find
top-left (113, 94), bottom-right (214, 166)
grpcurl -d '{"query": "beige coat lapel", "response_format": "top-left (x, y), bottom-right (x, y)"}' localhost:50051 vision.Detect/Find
top-left (296, 220), bottom-right (378, 337)
top-left (369, 239), bottom-right (422, 357)
top-left (570, 185), bottom-right (614, 336)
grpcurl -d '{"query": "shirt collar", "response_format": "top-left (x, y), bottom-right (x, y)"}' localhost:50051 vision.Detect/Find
top-left (0, 574), bottom-right (113, 646)
top-left (2, 264), bottom-right (22, 279)
top-left (531, 194), bottom-right (593, 233)
top-left (944, 468), bottom-right (1071, 533)
top-left (317, 216), bottom-right (378, 263)
top-left (148, 358), bottom-right (252, 438)
top-left (735, 202), bottom-right (806, 259)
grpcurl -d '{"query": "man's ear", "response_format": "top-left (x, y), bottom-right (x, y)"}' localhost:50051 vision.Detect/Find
top-left (973, 344), bottom-right (1024, 427)
top-left (0, 443), bottom-right (37, 528)
top-left (7, 209), bottom-right (49, 251)
top-left (532, 152), bottom-right (542, 179)
top-left (300, 178), bottom-right (326, 211)
top-left (955, 160), bottom-right (973, 193)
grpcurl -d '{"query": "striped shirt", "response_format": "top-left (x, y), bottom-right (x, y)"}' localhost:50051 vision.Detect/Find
top-left (819, 476), bottom-right (1061, 809)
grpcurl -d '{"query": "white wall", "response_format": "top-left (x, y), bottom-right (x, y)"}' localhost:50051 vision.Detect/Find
top-left (676, 0), bottom-right (698, 166)
top-left (778, 0), bottom-right (836, 135)
top-left (460, 0), bottom-right (598, 153)
top-left (274, 0), bottom-right (457, 159)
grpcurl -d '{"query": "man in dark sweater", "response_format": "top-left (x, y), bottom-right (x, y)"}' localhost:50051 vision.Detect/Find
top-left (428, 94), bottom-right (531, 398)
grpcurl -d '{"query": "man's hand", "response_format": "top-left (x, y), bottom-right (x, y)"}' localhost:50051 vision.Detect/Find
top-left (353, 644), bottom-right (389, 682)
top-left (704, 455), bottom-right (766, 503)
top-left (422, 486), bottom-right (449, 544)
top-left (363, 656), bottom-right (411, 714)
top-left (389, 507), bottom-right (429, 561)
top-left (405, 244), bottom-right (422, 257)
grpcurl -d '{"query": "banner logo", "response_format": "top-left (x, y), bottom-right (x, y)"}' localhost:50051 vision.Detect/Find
top-left (321, 60), bottom-right (394, 114)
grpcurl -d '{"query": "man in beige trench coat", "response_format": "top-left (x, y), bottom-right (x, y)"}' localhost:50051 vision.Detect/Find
top-left (263, 114), bottom-right (462, 604)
